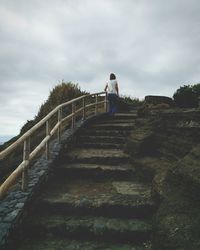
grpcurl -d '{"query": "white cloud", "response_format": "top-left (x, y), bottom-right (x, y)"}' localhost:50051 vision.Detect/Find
top-left (0, 0), bottom-right (200, 137)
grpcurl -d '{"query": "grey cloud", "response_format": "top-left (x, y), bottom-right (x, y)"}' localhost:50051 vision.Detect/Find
top-left (0, 0), bottom-right (200, 137)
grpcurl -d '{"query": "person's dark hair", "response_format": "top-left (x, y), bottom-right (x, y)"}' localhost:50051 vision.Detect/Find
top-left (110, 73), bottom-right (116, 80)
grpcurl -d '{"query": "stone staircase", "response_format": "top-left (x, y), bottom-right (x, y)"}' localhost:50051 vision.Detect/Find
top-left (17, 112), bottom-right (156, 250)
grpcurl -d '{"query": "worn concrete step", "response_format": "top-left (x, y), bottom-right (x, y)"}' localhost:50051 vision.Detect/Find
top-left (57, 163), bottom-right (134, 179)
top-left (37, 179), bottom-right (155, 218)
top-left (23, 215), bottom-right (152, 244)
top-left (64, 148), bottom-right (130, 165)
top-left (79, 135), bottom-right (126, 144)
top-left (77, 142), bottom-right (124, 149)
top-left (80, 129), bottom-right (130, 137)
top-left (109, 113), bottom-right (138, 119)
top-left (91, 123), bottom-right (134, 130)
top-left (19, 237), bottom-right (151, 250)
top-left (97, 119), bottom-right (135, 124)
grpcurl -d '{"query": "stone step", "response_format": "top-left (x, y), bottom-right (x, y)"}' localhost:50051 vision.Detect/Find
top-left (64, 148), bottom-right (130, 165)
top-left (23, 215), bottom-right (152, 244)
top-left (19, 237), bottom-right (151, 250)
top-left (77, 142), bottom-right (124, 149)
top-left (37, 179), bottom-right (155, 218)
top-left (57, 163), bottom-right (134, 179)
top-left (110, 113), bottom-right (138, 118)
top-left (97, 119), bottom-right (136, 124)
top-left (80, 129), bottom-right (130, 137)
top-left (91, 123), bottom-right (134, 130)
top-left (79, 135), bottom-right (126, 144)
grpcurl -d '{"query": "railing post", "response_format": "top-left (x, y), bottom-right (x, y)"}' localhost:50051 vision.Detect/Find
top-left (104, 92), bottom-right (108, 112)
top-left (95, 94), bottom-right (98, 115)
top-left (82, 97), bottom-right (86, 120)
top-left (46, 120), bottom-right (50, 159)
top-left (58, 108), bottom-right (62, 142)
top-left (22, 137), bottom-right (30, 191)
top-left (72, 102), bottom-right (75, 129)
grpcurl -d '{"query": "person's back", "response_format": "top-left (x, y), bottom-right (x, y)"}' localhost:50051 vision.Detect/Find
top-left (107, 79), bottom-right (118, 95)
top-left (104, 73), bottom-right (119, 114)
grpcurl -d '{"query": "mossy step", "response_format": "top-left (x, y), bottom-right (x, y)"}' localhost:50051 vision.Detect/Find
top-left (65, 149), bottom-right (130, 165)
top-left (77, 142), bottom-right (124, 149)
top-left (80, 129), bottom-right (130, 136)
top-left (109, 113), bottom-right (138, 118)
top-left (79, 135), bottom-right (126, 144)
top-left (19, 237), bottom-right (150, 250)
top-left (57, 163), bottom-right (135, 179)
top-left (91, 123), bottom-right (134, 130)
top-left (97, 119), bottom-right (136, 124)
top-left (23, 215), bottom-right (152, 243)
top-left (37, 179), bottom-right (155, 218)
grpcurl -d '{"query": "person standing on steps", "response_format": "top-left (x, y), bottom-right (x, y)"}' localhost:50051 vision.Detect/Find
top-left (104, 73), bottom-right (119, 114)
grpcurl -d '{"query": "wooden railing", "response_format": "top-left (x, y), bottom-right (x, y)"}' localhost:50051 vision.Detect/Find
top-left (0, 91), bottom-right (108, 199)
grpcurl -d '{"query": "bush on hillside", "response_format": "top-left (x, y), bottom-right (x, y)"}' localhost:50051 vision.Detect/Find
top-left (20, 82), bottom-right (87, 135)
top-left (117, 95), bottom-right (143, 112)
top-left (36, 82), bottom-right (87, 121)
top-left (0, 82), bottom-right (87, 181)
top-left (173, 84), bottom-right (200, 108)
top-left (121, 95), bottom-right (144, 106)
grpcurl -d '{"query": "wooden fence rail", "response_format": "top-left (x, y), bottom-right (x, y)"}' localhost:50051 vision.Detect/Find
top-left (0, 91), bottom-right (108, 199)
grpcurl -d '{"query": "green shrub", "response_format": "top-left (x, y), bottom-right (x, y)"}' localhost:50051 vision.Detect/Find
top-left (121, 95), bottom-right (144, 106)
top-left (36, 82), bottom-right (86, 121)
top-left (20, 82), bottom-right (87, 134)
top-left (173, 84), bottom-right (200, 108)
top-left (117, 95), bottom-right (143, 112)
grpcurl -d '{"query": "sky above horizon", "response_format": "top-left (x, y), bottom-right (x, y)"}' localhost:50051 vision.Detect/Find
top-left (1, 0), bottom-right (200, 139)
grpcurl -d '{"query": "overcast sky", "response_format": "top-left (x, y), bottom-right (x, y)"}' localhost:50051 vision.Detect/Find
top-left (0, 0), bottom-right (200, 139)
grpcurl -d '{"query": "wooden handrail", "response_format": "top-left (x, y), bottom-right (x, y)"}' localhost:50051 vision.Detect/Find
top-left (0, 92), bottom-right (105, 160)
top-left (0, 95), bottom-right (87, 159)
top-left (0, 91), bottom-right (107, 199)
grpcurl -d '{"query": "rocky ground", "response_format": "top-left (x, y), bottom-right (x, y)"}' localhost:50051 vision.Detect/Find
top-left (125, 108), bottom-right (200, 249)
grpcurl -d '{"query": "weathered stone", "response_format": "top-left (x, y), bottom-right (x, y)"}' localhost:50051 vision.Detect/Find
top-left (4, 209), bottom-right (21, 222)
top-left (0, 223), bottom-right (11, 244)
top-left (112, 182), bottom-right (151, 197)
top-left (145, 95), bottom-right (173, 106)
top-left (15, 203), bottom-right (25, 209)
top-left (0, 204), bottom-right (9, 213)
top-left (12, 193), bottom-right (25, 200)
top-left (65, 148), bottom-right (129, 165)
top-left (18, 238), bottom-right (147, 250)
top-left (24, 215), bottom-right (152, 243)
top-left (169, 143), bottom-right (200, 193)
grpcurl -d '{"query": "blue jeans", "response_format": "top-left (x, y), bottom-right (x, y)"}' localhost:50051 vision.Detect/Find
top-left (108, 93), bottom-right (118, 114)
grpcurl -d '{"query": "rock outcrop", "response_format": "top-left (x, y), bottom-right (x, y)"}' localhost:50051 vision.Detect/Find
top-left (125, 108), bottom-right (200, 249)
